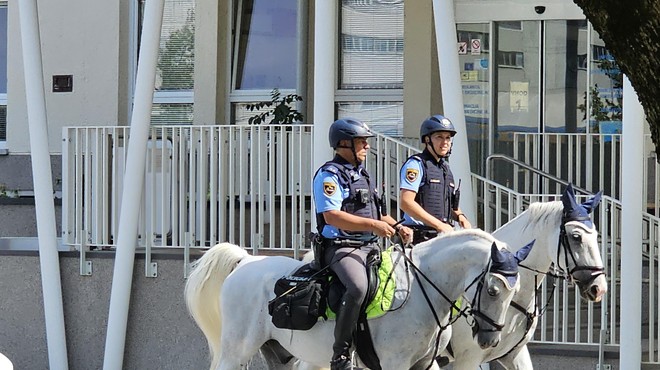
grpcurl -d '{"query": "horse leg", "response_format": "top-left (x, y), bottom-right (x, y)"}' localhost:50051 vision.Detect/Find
top-left (258, 341), bottom-right (297, 370)
top-left (494, 345), bottom-right (533, 370)
top-left (450, 353), bottom-right (487, 370)
top-left (291, 359), bottom-right (327, 370)
top-left (410, 357), bottom-right (440, 370)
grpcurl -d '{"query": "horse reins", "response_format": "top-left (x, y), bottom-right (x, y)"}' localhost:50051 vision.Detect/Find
top-left (397, 245), bottom-right (507, 370)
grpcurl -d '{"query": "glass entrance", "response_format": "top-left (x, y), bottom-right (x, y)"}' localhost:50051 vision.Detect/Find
top-left (459, 20), bottom-right (595, 190)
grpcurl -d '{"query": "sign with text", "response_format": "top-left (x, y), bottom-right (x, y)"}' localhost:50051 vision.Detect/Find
top-left (509, 81), bottom-right (529, 112)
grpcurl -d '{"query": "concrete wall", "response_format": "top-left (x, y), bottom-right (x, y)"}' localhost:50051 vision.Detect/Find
top-left (0, 251), bottom-right (210, 370)
top-left (8, 0), bottom-right (125, 154)
top-left (0, 248), bottom-right (622, 370)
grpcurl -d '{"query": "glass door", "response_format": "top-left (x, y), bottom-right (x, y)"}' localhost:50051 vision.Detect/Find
top-left (460, 20), bottom-right (591, 191)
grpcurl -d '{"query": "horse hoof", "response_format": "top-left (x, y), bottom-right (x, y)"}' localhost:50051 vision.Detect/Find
top-left (435, 355), bottom-right (451, 367)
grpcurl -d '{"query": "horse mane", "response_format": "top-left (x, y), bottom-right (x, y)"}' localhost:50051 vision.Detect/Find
top-left (435, 228), bottom-right (496, 242)
top-left (522, 200), bottom-right (563, 233)
top-left (417, 228), bottom-right (500, 253)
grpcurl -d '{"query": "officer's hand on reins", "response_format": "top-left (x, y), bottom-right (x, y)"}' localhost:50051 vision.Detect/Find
top-left (455, 213), bottom-right (472, 229)
top-left (397, 225), bottom-right (413, 245)
top-left (372, 220), bottom-right (396, 238)
top-left (435, 221), bottom-right (454, 234)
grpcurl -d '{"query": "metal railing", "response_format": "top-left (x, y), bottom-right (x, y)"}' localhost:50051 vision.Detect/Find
top-left (62, 125), bottom-right (315, 255)
top-left (473, 176), bottom-right (660, 363)
top-left (61, 125), bottom-right (419, 255)
top-left (508, 132), bottom-right (642, 199)
top-left (486, 153), bottom-right (591, 196)
top-left (62, 125), bottom-right (660, 361)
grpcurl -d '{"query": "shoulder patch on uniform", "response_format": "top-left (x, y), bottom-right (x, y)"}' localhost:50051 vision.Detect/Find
top-left (406, 168), bottom-right (419, 182)
top-left (323, 182), bottom-right (337, 196)
top-left (322, 164), bottom-right (339, 174)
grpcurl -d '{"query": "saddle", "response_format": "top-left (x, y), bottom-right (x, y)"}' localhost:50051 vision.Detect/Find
top-left (268, 247), bottom-right (398, 370)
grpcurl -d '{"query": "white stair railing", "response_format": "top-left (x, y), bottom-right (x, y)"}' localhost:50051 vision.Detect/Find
top-left (62, 125), bottom-right (660, 360)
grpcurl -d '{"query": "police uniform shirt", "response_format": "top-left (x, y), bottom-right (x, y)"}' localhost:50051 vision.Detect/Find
top-left (313, 167), bottom-right (348, 239)
top-left (399, 157), bottom-right (426, 227)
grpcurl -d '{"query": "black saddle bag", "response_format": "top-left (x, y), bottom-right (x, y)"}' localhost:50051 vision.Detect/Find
top-left (268, 265), bottom-right (328, 330)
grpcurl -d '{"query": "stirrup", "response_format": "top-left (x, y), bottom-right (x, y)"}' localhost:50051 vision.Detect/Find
top-left (330, 354), bottom-right (352, 370)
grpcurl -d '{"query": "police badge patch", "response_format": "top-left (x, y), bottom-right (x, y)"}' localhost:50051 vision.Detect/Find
top-left (323, 182), bottom-right (336, 196)
top-left (406, 168), bottom-right (419, 182)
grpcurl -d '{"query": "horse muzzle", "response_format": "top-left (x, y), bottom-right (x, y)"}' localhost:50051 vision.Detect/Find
top-left (470, 313), bottom-right (504, 349)
top-left (573, 269), bottom-right (608, 302)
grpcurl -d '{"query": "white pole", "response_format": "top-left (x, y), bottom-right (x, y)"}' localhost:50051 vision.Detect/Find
top-left (102, 0), bottom-right (164, 369)
top-left (431, 0), bottom-right (475, 221)
top-left (16, 1), bottom-right (69, 369)
top-left (619, 75), bottom-right (643, 369)
top-left (312, 0), bottom-right (336, 172)
top-left (311, 0), bottom-right (337, 233)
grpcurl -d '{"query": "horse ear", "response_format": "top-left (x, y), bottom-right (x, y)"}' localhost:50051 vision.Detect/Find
top-left (491, 242), bottom-right (506, 264)
top-left (514, 240), bottom-right (535, 263)
top-left (582, 191), bottom-right (603, 214)
top-left (561, 183), bottom-right (579, 213)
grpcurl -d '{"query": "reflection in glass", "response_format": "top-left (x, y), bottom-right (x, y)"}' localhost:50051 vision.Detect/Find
top-left (494, 20), bottom-right (540, 138)
top-left (491, 21), bottom-right (540, 191)
top-left (152, 0), bottom-right (195, 91)
top-left (588, 29), bottom-right (622, 135)
top-left (336, 102), bottom-right (403, 136)
top-left (233, 0), bottom-right (298, 90)
top-left (457, 23), bottom-right (490, 176)
top-left (544, 20), bottom-right (588, 133)
top-left (340, 0), bottom-right (404, 89)
top-left (151, 104), bottom-right (193, 125)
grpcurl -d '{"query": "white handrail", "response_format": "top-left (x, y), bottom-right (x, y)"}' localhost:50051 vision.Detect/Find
top-left (62, 125), bottom-right (660, 361)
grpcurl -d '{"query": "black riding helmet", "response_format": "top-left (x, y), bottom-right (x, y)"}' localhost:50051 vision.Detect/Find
top-left (419, 114), bottom-right (457, 143)
top-left (329, 118), bottom-right (375, 149)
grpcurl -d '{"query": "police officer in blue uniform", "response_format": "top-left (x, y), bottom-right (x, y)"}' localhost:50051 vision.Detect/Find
top-left (313, 118), bottom-right (412, 370)
top-left (399, 114), bottom-right (472, 245)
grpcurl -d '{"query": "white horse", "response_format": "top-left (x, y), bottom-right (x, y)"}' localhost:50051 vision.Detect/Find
top-left (0, 353), bottom-right (13, 370)
top-left (445, 185), bottom-right (608, 369)
top-left (185, 229), bottom-right (530, 370)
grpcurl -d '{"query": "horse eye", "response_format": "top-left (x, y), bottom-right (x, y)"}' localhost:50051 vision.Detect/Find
top-left (487, 285), bottom-right (500, 297)
top-left (571, 233), bottom-right (581, 242)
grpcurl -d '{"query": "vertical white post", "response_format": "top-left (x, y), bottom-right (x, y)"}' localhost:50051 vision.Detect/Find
top-left (431, 0), bottom-right (475, 220)
top-left (102, 0), bottom-right (164, 369)
top-left (16, 1), bottom-right (69, 369)
top-left (311, 0), bottom-right (337, 232)
top-left (312, 0), bottom-right (336, 172)
top-left (619, 75), bottom-right (643, 369)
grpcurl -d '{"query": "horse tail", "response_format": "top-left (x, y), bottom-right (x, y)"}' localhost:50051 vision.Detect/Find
top-left (184, 242), bottom-right (249, 370)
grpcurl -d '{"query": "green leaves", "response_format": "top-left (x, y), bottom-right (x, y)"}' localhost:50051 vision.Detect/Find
top-left (246, 88), bottom-right (304, 125)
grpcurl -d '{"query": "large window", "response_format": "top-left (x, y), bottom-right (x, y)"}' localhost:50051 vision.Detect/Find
top-left (0, 3), bottom-right (7, 149)
top-left (337, 0), bottom-right (404, 136)
top-left (136, 0), bottom-right (195, 124)
top-left (230, 0), bottom-right (301, 124)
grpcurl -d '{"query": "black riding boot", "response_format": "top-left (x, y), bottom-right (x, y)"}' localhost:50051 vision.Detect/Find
top-left (330, 298), bottom-right (361, 370)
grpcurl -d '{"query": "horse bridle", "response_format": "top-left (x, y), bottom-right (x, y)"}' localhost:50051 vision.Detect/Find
top-left (468, 269), bottom-right (518, 337)
top-left (399, 246), bottom-right (515, 370)
top-left (498, 216), bottom-right (606, 362)
top-left (556, 217), bottom-right (605, 286)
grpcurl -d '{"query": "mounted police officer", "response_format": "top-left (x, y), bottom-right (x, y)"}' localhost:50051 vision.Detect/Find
top-left (312, 118), bottom-right (412, 370)
top-left (399, 114), bottom-right (472, 245)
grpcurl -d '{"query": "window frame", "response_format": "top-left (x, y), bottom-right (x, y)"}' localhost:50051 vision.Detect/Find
top-left (335, 0), bottom-right (404, 135)
top-left (132, 0), bottom-right (195, 125)
top-left (228, 0), bottom-right (307, 124)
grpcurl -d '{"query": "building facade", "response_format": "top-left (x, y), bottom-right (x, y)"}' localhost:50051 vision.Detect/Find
top-left (0, 1), bottom-right (651, 369)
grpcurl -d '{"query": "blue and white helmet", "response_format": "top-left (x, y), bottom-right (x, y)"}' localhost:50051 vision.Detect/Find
top-left (329, 118), bottom-right (375, 148)
top-left (420, 115), bottom-right (457, 142)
